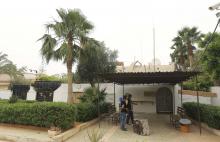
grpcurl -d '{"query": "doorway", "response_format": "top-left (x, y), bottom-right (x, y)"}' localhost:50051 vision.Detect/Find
top-left (156, 87), bottom-right (173, 113)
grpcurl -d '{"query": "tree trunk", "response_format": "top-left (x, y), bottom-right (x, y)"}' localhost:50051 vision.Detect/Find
top-left (187, 42), bottom-right (194, 68)
top-left (67, 33), bottom-right (74, 104)
top-left (67, 63), bottom-right (73, 103)
top-left (179, 53), bottom-right (186, 71)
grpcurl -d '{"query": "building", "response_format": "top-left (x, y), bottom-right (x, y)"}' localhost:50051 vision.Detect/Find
top-left (0, 72), bottom-right (37, 90)
top-left (0, 74), bottom-right (11, 90)
top-left (116, 60), bottom-right (175, 73)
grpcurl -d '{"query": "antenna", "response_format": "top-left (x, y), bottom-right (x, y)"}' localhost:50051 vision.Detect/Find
top-left (153, 27), bottom-right (156, 72)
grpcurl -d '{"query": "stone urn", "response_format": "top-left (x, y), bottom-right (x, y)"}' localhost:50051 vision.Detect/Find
top-left (31, 81), bottom-right (61, 101)
top-left (11, 84), bottom-right (30, 100)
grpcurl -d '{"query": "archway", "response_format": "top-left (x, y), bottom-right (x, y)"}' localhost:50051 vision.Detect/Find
top-left (156, 87), bottom-right (173, 113)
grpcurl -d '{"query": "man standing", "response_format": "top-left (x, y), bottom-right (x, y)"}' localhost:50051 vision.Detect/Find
top-left (119, 95), bottom-right (127, 131)
top-left (126, 94), bottom-right (136, 124)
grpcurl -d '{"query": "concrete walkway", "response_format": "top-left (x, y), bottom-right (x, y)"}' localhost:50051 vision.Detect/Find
top-left (0, 125), bottom-right (52, 142)
top-left (66, 113), bottom-right (220, 142)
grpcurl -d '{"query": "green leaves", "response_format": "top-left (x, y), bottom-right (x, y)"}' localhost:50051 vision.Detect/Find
top-left (183, 102), bottom-right (220, 130)
top-left (77, 38), bottom-right (117, 86)
top-left (39, 8), bottom-right (93, 65)
top-left (199, 32), bottom-right (220, 83)
top-left (75, 102), bottom-right (110, 122)
top-left (39, 34), bottom-right (57, 63)
top-left (171, 26), bottom-right (203, 69)
top-left (0, 102), bottom-right (76, 130)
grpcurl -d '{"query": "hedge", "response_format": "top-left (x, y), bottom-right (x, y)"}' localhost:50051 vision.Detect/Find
top-left (75, 102), bottom-right (110, 122)
top-left (183, 102), bottom-right (220, 130)
top-left (0, 102), bottom-right (76, 130)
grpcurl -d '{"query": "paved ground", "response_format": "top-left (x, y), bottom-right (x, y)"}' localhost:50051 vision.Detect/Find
top-left (0, 125), bottom-right (51, 142)
top-left (66, 113), bottom-right (220, 142)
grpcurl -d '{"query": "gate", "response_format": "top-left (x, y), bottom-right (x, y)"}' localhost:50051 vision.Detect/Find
top-left (156, 87), bottom-right (173, 113)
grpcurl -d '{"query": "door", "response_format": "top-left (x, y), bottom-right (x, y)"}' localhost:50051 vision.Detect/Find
top-left (156, 87), bottom-right (173, 113)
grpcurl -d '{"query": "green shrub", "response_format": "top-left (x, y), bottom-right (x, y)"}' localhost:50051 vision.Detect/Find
top-left (76, 103), bottom-right (98, 122)
top-left (183, 102), bottom-right (220, 130)
top-left (37, 74), bottom-right (60, 81)
top-left (8, 95), bottom-right (18, 103)
top-left (0, 102), bottom-right (76, 130)
top-left (79, 87), bottom-right (107, 104)
top-left (182, 73), bottom-right (213, 92)
top-left (75, 102), bottom-right (111, 122)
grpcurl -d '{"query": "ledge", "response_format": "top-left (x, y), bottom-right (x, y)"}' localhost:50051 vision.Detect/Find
top-left (0, 118), bottom-right (100, 142)
top-left (190, 118), bottom-right (220, 136)
top-left (201, 123), bottom-right (220, 136)
top-left (52, 118), bottom-right (100, 142)
top-left (178, 90), bottom-right (217, 97)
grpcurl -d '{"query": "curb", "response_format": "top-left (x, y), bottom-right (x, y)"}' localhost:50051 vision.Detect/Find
top-left (52, 118), bottom-right (100, 142)
top-left (0, 118), bottom-right (100, 142)
top-left (190, 118), bottom-right (220, 136)
top-left (0, 135), bottom-right (53, 142)
top-left (201, 123), bottom-right (220, 136)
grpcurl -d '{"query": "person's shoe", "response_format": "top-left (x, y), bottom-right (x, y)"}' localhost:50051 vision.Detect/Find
top-left (121, 128), bottom-right (127, 131)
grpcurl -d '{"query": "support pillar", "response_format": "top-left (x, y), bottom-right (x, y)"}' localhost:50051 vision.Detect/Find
top-left (196, 75), bottom-right (201, 135)
top-left (97, 80), bottom-right (100, 128)
top-left (123, 84), bottom-right (125, 96)
top-left (180, 82), bottom-right (183, 107)
top-left (114, 82), bottom-right (116, 107)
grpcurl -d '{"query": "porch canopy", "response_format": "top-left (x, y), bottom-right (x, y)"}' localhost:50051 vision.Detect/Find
top-left (99, 71), bottom-right (199, 84)
top-left (98, 71), bottom-right (203, 134)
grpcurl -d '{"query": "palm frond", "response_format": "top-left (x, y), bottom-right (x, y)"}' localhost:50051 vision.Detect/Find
top-left (39, 34), bottom-right (57, 63)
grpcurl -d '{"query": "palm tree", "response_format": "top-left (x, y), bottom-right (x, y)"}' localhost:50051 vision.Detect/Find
top-left (0, 52), bottom-right (10, 66)
top-left (39, 8), bottom-right (93, 103)
top-left (170, 36), bottom-right (188, 71)
top-left (0, 52), bottom-right (24, 77)
top-left (177, 27), bottom-right (203, 68)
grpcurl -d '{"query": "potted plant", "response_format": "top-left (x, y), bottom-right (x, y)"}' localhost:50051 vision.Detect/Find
top-left (10, 76), bottom-right (31, 100)
top-left (31, 74), bottom-right (61, 101)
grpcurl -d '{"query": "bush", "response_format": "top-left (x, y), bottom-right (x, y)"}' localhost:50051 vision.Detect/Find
top-left (37, 74), bottom-right (60, 81)
top-left (182, 73), bottom-right (213, 92)
top-left (183, 102), bottom-right (220, 130)
top-left (8, 95), bottom-right (18, 103)
top-left (76, 102), bottom-right (111, 122)
top-left (0, 102), bottom-right (76, 130)
top-left (79, 87), bottom-right (107, 104)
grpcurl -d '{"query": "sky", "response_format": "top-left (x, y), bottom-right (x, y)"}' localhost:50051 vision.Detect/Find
top-left (0, 0), bottom-right (219, 75)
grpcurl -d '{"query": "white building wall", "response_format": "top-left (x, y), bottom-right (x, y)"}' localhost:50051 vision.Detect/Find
top-left (0, 83), bottom-right (174, 113)
top-left (211, 86), bottom-right (220, 106)
top-left (173, 85), bottom-right (211, 114)
top-left (95, 84), bottom-right (173, 113)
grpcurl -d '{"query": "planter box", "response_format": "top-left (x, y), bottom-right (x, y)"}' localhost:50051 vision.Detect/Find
top-left (32, 81), bottom-right (61, 101)
top-left (11, 84), bottom-right (30, 100)
top-left (178, 90), bottom-right (217, 97)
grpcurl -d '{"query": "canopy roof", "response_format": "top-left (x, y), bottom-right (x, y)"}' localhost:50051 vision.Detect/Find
top-left (99, 71), bottom-right (199, 84)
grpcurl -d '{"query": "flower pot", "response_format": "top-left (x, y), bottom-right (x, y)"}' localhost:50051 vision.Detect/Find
top-left (180, 124), bottom-right (190, 133)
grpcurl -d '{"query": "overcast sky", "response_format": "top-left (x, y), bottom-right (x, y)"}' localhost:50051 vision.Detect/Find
top-left (0, 0), bottom-right (219, 75)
